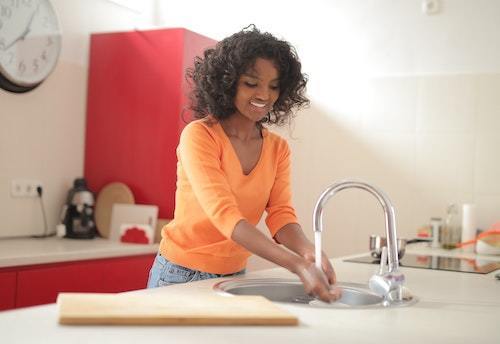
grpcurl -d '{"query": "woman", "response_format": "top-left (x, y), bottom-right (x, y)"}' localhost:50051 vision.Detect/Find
top-left (148, 25), bottom-right (340, 303)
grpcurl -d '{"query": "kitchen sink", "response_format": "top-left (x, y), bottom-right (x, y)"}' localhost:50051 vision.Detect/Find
top-left (213, 278), bottom-right (415, 309)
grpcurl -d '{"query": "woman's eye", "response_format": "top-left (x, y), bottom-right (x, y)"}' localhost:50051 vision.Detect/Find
top-left (243, 81), bottom-right (279, 91)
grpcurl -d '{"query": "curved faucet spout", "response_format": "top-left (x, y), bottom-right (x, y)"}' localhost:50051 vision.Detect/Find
top-left (313, 180), bottom-right (399, 273)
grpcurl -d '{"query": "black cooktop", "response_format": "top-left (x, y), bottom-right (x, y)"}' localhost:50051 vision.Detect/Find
top-left (344, 253), bottom-right (500, 274)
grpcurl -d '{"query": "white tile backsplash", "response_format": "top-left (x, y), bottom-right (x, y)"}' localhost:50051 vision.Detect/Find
top-left (474, 194), bottom-right (500, 230)
top-left (358, 132), bottom-right (416, 181)
top-left (416, 75), bottom-right (476, 133)
top-left (416, 133), bottom-right (475, 192)
top-left (474, 134), bottom-right (500, 194)
top-left (476, 74), bottom-right (500, 134)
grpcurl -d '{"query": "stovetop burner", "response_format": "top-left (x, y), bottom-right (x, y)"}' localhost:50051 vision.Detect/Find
top-left (344, 253), bottom-right (500, 274)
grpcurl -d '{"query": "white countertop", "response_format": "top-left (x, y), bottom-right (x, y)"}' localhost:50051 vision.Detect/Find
top-left (0, 237), bottom-right (158, 268)
top-left (1, 244), bottom-right (499, 344)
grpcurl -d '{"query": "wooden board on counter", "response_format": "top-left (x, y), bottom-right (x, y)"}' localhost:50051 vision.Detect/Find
top-left (57, 292), bottom-right (298, 326)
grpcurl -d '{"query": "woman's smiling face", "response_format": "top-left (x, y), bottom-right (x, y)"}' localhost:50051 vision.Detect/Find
top-left (233, 58), bottom-right (280, 123)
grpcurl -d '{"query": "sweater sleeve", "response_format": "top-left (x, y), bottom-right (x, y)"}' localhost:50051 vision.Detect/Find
top-left (265, 138), bottom-right (299, 237)
top-left (178, 122), bottom-right (246, 239)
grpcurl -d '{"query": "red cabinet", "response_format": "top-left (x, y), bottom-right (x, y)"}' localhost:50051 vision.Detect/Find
top-left (84, 28), bottom-right (217, 219)
top-left (0, 270), bottom-right (16, 310)
top-left (0, 254), bottom-right (155, 310)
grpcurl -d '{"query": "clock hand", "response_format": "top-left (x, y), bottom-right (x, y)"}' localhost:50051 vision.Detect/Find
top-left (2, 30), bottom-right (29, 51)
top-left (20, 3), bottom-right (41, 38)
top-left (1, 3), bottom-right (40, 51)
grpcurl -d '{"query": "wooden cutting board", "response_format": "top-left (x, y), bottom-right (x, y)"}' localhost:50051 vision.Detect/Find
top-left (57, 293), bottom-right (298, 326)
top-left (94, 182), bottom-right (135, 238)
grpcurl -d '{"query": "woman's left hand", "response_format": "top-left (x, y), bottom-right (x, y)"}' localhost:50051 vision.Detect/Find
top-left (301, 249), bottom-right (336, 285)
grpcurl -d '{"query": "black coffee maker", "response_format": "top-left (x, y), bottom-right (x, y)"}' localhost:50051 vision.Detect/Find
top-left (61, 178), bottom-right (97, 239)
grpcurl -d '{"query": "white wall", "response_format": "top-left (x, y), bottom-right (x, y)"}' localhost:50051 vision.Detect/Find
top-left (1, 1), bottom-right (499, 273)
top-left (0, 0), bottom-right (155, 237)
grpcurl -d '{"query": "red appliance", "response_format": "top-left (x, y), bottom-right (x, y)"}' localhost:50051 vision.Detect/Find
top-left (84, 28), bottom-right (217, 218)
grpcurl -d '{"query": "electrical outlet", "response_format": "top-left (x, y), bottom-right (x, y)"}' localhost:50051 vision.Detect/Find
top-left (10, 179), bottom-right (42, 198)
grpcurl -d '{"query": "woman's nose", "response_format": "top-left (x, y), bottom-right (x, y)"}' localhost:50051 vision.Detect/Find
top-left (254, 85), bottom-right (270, 101)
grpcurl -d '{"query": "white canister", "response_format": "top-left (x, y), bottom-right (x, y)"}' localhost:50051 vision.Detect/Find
top-left (461, 204), bottom-right (477, 252)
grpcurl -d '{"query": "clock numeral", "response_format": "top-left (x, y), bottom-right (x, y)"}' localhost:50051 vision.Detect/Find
top-left (41, 50), bottom-right (47, 61)
top-left (33, 58), bottom-right (39, 72)
top-left (1, 5), bottom-right (13, 18)
top-left (18, 61), bottom-right (26, 74)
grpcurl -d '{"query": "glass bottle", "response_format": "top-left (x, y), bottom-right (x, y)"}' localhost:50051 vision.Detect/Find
top-left (441, 204), bottom-right (462, 249)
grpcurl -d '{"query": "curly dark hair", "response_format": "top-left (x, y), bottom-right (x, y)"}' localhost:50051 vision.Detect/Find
top-left (185, 25), bottom-right (309, 126)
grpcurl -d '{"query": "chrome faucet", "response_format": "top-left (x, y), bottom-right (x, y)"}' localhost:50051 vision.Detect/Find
top-left (313, 179), bottom-right (413, 303)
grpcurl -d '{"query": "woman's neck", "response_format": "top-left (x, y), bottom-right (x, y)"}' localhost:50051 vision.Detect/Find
top-left (220, 114), bottom-right (261, 141)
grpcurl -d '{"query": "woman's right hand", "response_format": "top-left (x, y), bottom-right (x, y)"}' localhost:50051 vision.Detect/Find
top-left (294, 259), bottom-right (342, 303)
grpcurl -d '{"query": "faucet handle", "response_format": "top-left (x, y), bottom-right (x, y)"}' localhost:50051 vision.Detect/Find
top-left (369, 246), bottom-right (389, 296)
top-left (369, 246), bottom-right (407, 298)
top-left (378, 246), bottom-right (388, 275)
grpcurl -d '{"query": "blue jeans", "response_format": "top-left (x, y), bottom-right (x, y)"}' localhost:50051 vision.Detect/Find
top-left (147, 253), bottom-right (245, 288)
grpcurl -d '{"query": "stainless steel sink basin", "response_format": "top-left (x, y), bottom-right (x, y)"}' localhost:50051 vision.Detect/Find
top-left (213, 278), bottom-right (414, 309)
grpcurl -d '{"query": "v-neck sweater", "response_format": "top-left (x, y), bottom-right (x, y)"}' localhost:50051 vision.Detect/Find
top-left (159, 118), bottom-right (298, 274)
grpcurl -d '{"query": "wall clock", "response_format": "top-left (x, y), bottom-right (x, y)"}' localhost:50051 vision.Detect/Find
top-left (0, 0), bottom-right (61, 93)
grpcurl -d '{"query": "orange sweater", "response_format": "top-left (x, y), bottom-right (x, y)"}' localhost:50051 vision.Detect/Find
top-left (160, 118), bottom-right (298, 274)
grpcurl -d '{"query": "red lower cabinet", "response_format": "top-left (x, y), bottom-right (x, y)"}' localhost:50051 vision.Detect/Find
top-left (0, 254), bottom-right (155, 309)
top-left (0, 271), bottom-right (17, 310)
